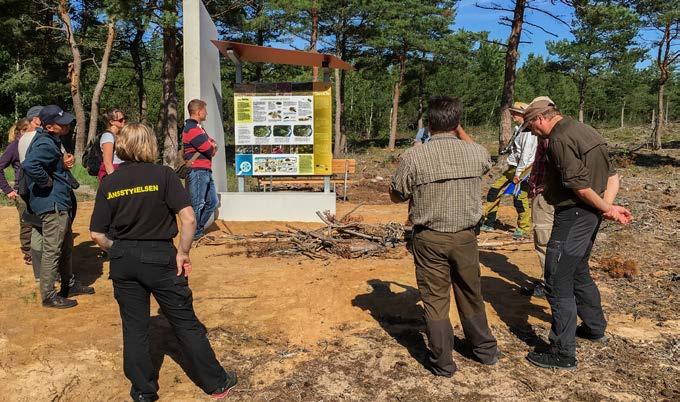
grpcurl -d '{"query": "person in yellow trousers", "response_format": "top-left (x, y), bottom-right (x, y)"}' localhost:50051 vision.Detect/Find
top-left (480, 101), bottom-right (537, 239)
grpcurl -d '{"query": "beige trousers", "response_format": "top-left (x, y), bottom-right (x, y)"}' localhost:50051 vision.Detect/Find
top-left (531, 193), bottom-right (554, 273)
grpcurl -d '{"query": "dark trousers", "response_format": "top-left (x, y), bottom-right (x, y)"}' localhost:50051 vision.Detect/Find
top-left (109, 240), bottom-right (227, 401)
top-left (545, 205), bottom-right (607, 357)
top-left (412, 228), bottom-right (498, 376)
top-left (14, 197), bottom-right (32, 257)
top-left (38, 211), bottom-right (73, 300)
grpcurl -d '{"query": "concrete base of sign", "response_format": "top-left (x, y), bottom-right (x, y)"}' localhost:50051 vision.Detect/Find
top-left (216, 192), bottom-right (336, 222)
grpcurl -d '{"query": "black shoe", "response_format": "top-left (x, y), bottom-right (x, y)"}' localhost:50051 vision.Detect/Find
top-left (526, 351), bottom-right (576, 370)
top-left (575, 324), bottom-right (608, 343)
top-left (42, 294), bottom-right (78, 309)
top-left (480, 348), bottom-right (502, 365)
top-left (532, 282), bottom-right (546, 298)
top-left (131, 394), bottom-right (157, 402)
top-left (66, 283), bottom-right (95, 296)
top-left (210, 371), bottom-right (238, 399)
top-left (60, 277), bottom-right (95, 297)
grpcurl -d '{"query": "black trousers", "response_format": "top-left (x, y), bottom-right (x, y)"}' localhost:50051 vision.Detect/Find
top-left (544, 205), bottom-right (607, 357)
top-left (109, 240), bottom-right (227, 401)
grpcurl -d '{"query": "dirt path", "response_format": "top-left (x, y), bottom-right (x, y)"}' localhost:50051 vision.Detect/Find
top-left (0, 202), bottom-right (677, 401)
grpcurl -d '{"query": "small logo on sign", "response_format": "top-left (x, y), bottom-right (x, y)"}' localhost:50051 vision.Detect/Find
top-left (239, 161), bottom-right (252, 173)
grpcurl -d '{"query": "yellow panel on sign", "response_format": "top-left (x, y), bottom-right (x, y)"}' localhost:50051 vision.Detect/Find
top-left (234, 97), bottom-right (253, 124)
top-left (313, 85), bottom-right (332, 175)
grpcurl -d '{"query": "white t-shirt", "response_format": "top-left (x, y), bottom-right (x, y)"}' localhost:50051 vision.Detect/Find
top-left (100, 131), bottom-right (124, 164)
top-left (18, 130), bottom-right (37, 163)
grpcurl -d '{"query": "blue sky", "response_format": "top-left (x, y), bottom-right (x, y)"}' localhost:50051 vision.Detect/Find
top-left (453, 0), bottom-right (575, 65)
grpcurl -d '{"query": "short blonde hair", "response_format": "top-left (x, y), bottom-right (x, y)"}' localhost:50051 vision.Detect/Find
top-left (115, 123), bottom-right (158, 163)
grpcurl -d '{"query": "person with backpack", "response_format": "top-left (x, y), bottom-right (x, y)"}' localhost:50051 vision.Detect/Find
top-left (97, 108), bottom-right (126, 182)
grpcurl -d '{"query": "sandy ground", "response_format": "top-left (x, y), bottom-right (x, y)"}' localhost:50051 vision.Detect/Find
top-left (0, 201), bottom-right (677, 401)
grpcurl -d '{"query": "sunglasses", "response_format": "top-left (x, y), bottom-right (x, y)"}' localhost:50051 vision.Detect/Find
top-left (112, 117), bottom-right (126, 123)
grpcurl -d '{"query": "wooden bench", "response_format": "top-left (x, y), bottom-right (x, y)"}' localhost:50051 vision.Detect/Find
top-left (258, 159), bottom-right (357, 198)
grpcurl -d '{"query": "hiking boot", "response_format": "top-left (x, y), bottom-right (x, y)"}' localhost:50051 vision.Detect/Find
top-left (210, 371), bottom-right (238, 399)
top-left (42, 294), bottom-right (78, 309)
top-left (526, 351), bottom-right (576, 370)
top-left (576, 324), bottom-right (609, 343)
top-left (512, 229), bottom-right (528, 240)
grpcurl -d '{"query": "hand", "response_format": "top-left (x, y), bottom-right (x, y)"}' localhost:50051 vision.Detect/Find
top-left (603, 205), bottom-right (633, 224)
top-left (63, 153), bottom-right (75, 170)
top-left (512, 176), bottom-right (520, 184)
top-left (176, 252), bottom-right (192, 277)
top-left (7, 191), bottom-right (17, 200)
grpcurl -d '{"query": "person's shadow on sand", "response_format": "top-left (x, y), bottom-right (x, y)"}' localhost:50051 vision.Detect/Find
top-left (149, 313), bottom-right (207, 387)
top-left (71, 239), bottom-right (105, 287)
top-left (352, 279), bottom-right (483, 371)
top-left (480, 251), bottom-right (551, 348)
top-left (352, 280), bottom-right (429, 367)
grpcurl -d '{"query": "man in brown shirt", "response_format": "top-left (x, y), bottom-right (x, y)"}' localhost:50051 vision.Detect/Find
top-left (391, 96), bottom-right (499, 377)
top-left (523, 98), bottom-right (632, 370)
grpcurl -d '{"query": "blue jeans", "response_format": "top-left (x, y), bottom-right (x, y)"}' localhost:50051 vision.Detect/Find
top-left (187, 169), bottom-right (218, 237)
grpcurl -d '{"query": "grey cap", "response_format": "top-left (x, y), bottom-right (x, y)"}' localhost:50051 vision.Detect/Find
top-left (26, 105), bottom-right (44, 119)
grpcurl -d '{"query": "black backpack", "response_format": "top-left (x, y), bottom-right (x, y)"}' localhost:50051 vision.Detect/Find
top-left (82, 133), bottom-right (105, 176)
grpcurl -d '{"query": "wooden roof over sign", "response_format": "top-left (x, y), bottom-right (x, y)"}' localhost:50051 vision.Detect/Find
top-left (211, 40), bottom-right (354, 71)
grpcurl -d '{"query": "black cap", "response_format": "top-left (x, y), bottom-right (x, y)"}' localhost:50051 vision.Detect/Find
top-left (39, 105), bottom-right (75, 125)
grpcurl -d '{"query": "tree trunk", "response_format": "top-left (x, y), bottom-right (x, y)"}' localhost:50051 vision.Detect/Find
top-left (499, 0), bottom-right (526, 153)
top-left (417, 60), bottom-right (425, 130)
top-left (255, 1), bottom-right (265, 81)
top-left (653, 83), bottom-right (664, 150)
top-left (333, 68), bottom-right (344, 156)
top-left (87, 20), bottom-right (116, 144)
top-left (578, 79), bottom-right (586, 123)
top-left (368, 101), bottom-right (373, 138)
top-left (310, 2), bottom-right (319, 81)
top-left (620, 99), bottom-right (625, 129)
top-left (388, 55), bottom-right (406, 150)
top-left (651, 109), bottom-right (655, 129)
top-left (652, 19), bottom-right (673, 150)
top-left (58, 0), bottom-right (87, 159)
top-left (14, 61), bottom-right (19, 121)
top-left (161, 1), bottom-right (179, 167)
top-left (130, 27), bottom-right (147, 122)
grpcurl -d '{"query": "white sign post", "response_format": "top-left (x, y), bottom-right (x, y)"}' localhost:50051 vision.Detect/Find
top-left (183, 0), bottom-right (336, 222)
top-left (182, 0), bottom-right (227, 193)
